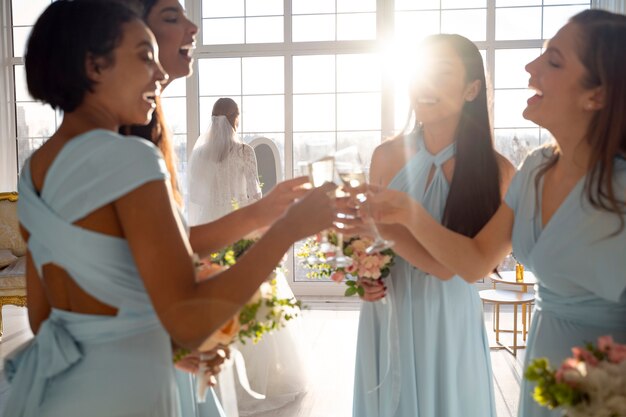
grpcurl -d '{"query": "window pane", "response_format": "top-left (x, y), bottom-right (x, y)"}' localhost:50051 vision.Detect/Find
top-left (15, 102), bottom-right (56, 138)
top-left (494, 128), bottom-right (541, 167)
top-left (17, 138), bottom-right (45, 172)
top-left (162, 77), bottom-right (186, 98)
top-left (338, 93), bottom-right (380, 131)
top-left (14, 65), bottom-right (30, 102)
top-left (338, 0), bottom-right (376, 13)
top-left (396, 0), bottom-right (440, 10)
top-left (395, 11), bottom-right (440, 44)
top-left (199, 59), bottom-right (241, 96)
top-left (161, 97), bottom-right (187, 135)
top-left (293, 55), bottom-right (335, 94)
top-left (292, 0), bottom-right (335, 14)
top-left (293, 94), bottom-right (335, 132)
top-left (543, 0), bottom-right (589, 4)
top-left (199, 96), bottom-right (241, 133)
top-left (442, 0), bottom-right (486, 8)
top-left (202, 18), bottom-right (244, 45)
top-left (242, 57), bottom-right (284, 94)
top-left (202, 0), bottom-right (244, 18)
top-left (11, 0), bottom-right (50, 26)
top-left (246, 0), bottom-right (283, 16)
top-left (442, 9), bottom-right (487, 42)
top-left (337, 54), bottom-right (380, 93)
top-left (12, 26), bottom-right (31, 58)
top-left (494, 89), bottom-right (536, 128)
top-left (246, 16), bottom-right (283, 43)
top-left (496, 0), bottom-right (540, 6)
top-left (294, 132), bottom-right (335, 169)
top-left (337, 13), bottom-right (376, 41)
top-left (292, 15), bottom-right (335, 42)
top-left (543, 5), bottom-right (589, 39)
top-left (494, 49), bottom-right (541, 88)
top-left (496, 7), bottom-right (542, 40)
top-left (242, 95), bottom-right (284, 132)
top-left (337, 131), bottom-right (380, 172)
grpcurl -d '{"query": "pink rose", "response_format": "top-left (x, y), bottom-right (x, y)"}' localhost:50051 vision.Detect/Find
top-left (556, 358), bottom-right (578, 383)
top-left (572, 347), bottom-right (599, 367)
top-left (331, 271), bottom-right (345, 283)
top-left (345, 263), bottom-right (357, 274)
top-left (350, 239), bottom-right (368, 253)
top-left (608, 344), bottom-right (626, 364)
top-left (598, 335), bottom-right (615, 353)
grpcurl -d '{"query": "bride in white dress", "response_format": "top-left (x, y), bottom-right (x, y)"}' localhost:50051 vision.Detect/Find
top-left (188, 98), bottom-right (309, 416)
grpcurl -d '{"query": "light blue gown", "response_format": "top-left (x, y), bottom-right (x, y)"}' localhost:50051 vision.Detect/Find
top-left (353, 131), bottom-right (496, 417)
top-left (505, 147), bottom-right (626, 417)
top-left (3, 130), bottom-right (181, 417)
top-left (175, 210), bottom-right (226, 417)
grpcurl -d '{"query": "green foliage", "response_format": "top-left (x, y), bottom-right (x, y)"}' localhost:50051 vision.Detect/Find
top-left (237, 278), bottom-right (302, 345)
top-left (210, 238), bottom-right (257, 266)
top-left (525, 358), bottom-right (582, 409)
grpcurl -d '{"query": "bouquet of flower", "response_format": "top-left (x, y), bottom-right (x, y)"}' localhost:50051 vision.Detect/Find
top-left (194, 238), bottom-right (302, 347)
top-left (525, 335), bottom-right (626, 417)
top-left (296, 232), bottom-right (395, 297)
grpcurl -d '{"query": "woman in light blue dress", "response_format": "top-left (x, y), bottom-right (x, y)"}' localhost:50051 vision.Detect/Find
top-left (367, 10), bottom-right (626, 417)
top-left (352, 34), bottom-right (515, 417)
top-left (4, 2), bottom-right (335, 416)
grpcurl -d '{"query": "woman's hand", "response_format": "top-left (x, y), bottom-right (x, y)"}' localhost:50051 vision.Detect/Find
top-left (253, 177), bottom-right (311, 227)
top-left (333, 195), bottom-right (374, 239)
top-left (281, 182), bottom-right (337, 242)
top-left (175, 345), bottom-right (231, 386)
top-left (364, 187), bottom-right (413, 225)
top-left (359, 278), bottom-right (386, 302)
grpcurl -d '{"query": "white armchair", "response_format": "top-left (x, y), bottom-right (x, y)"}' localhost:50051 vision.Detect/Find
top-left (249, 137), bottom-right (282, 193)
top-left (0, 192), bottom-right (27, 341)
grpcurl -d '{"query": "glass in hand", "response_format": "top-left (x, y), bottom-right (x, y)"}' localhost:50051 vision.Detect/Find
top-left (333, 146), bottom-right (394, 255)
top-left (297, 158), bottom-right (337, 264)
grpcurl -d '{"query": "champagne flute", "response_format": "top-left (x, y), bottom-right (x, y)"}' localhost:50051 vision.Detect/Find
top-left (334, 146), bottom-right (394, 255)
top-left (297, 157), bottom-right (337, 262)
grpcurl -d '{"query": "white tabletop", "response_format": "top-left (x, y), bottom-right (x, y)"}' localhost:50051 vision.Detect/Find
top-left (489, 270), bottom-right (537, 285)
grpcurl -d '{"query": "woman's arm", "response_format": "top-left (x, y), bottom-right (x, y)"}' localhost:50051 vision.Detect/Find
top-left (367, 142), bottom-right (456, 280)
top-left (367, 149), bottom-right (517, 283)
top-left (368, 190), bottom-right (514, 282)
top-left (116, 179), bottom-right (335, 350)
top-left (188, 176), bottom-right (310, 257)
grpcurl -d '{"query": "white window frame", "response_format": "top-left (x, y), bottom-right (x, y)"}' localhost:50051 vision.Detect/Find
top-left (0, 0), bottom-right (594, 296)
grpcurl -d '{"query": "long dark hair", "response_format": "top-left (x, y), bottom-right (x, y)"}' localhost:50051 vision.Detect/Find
top-left (535, 10), bottom-right (626, 233)
top-left (118, 0), bottom-right (183, 206)
top-left (407, 34), bottom-right (502, 238)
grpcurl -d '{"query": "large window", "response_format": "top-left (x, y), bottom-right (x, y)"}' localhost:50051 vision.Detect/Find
top-left (1, 0), bottom-right (592, 294)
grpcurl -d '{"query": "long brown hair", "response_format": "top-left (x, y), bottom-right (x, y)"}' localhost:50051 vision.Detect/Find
top-left (119, 0), bottom-right (183, 206)
top-left (120, 98), bottom-right (183, 206)
top-left (535, 10), bottom-right (626, 232)
top-left (405, 34), bottom-right (502, 238)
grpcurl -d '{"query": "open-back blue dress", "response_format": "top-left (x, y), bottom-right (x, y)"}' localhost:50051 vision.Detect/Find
top-left (352, 131), bottom-right (496, 417)
top-left (505, 147), bottom-right (626, 417)
top-left (4, 130), bottom-right (181, 417)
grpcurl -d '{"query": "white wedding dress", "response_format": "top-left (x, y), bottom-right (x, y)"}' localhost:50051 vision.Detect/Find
top-left (188, 117), bottom-right (309, 415)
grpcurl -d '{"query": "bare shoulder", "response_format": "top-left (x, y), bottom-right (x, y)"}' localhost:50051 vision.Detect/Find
top-left (495, 152), bottom-right (516, 193)
top-left (370, 135), bottom-right (410, 187)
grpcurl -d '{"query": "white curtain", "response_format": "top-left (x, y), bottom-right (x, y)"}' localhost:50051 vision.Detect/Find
top-left (592, 0), bottom-right (626, 14)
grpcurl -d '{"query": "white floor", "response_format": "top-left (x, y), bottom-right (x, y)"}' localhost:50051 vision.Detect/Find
top-left (0, 300), bottom-right (526, 417)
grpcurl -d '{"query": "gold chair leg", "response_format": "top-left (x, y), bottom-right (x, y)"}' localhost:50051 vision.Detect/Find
top-left (513, 304), bottom-right (518, 357)
top-left (0, 302), bottom-right (4, 341)
top-left (495, 303), bottom-right (500, 343)
top-left (522, 303), bottom-right (527, 341)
